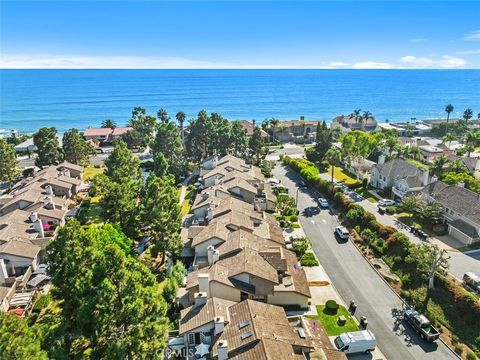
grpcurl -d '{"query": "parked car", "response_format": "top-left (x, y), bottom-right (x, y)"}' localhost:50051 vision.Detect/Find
top-left (463, 272), bottom-right (480, 294)
top-left (403, 309), bottom-right (439, 342)
top-left (378, 199), bottom-right (395, 207)
top-left (318, 197), bottom-right (329, 208)
top-left (333, 330), bottom-right (376, 354)
top-left (335, 226), bottom-right (350, 240)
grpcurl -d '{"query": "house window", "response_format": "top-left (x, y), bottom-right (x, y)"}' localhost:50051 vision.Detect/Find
top-left (188, 333), bottom-right (195, 345)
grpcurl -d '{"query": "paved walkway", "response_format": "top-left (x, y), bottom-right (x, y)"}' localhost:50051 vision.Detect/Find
top-left (178, 174), bottom-right (194, 205)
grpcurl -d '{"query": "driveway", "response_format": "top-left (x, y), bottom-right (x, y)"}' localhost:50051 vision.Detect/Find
top-left (318, 172), bottom-right (480, 280)
top-left (274, 164), bottom-right (457, 360)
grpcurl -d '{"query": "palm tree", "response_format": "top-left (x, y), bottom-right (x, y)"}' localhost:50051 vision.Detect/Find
top-left (176, 111), bottom-right (186, 141)
top-left (444, 104), bottom-right (454, 135)
top-left (362, 111), bottom-right (372, 131)
top-left (325, 147), bottom-right (342, 183)
top-left (406, 146), bottom-right (423, 161)
top-left (442, 132), bottom-right (456, 149)
top-left (429, 156), bottom-right (448, 177)
top-left (350, 109), bottom-right (362, 128)
top-left (385, 136), bottom-right (400, 157)
top-left (157, 108), bottom-right (170, 123)
top-left (269, 118), bottom-right (280, 142)
top-left (464, 129), bottom-right (480, 156)
top-left (102, 119), bottom-right (116, 129)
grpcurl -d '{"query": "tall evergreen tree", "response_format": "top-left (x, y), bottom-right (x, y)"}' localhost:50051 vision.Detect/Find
top-left (230, 121), bottom-right (248, 158)
top-left (62, 128), bottom-right (91, 165)
top-left (313, 121), bottom-right (334, 162)
top-left (152, 121), bottom-right (184, 177)
top-left (248, 125), bottom-right (265, 163)
top-left (33, 127), bottom-right (63, 167)
top-left (0, 139), bottom-right (19, 186)
top-left (142, 174), bottom-right (182, 266)
top-left (176, 111), bottom-right (186, 141)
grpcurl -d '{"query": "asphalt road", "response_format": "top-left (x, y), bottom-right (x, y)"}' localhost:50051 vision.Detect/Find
top-left (273, 164), bottom-right (457, 360)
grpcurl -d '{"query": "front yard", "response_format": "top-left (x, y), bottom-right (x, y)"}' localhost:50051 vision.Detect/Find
top-left (307, 304), bottom-right (359, 336)
top-left (83, 166), bottom-right (104, 181)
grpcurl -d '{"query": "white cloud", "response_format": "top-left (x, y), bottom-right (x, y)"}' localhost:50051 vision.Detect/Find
top-left (400, 55), bottom-right (466, 69)
top-left (352, 61), bottom-right (393, 69)
top-left (0, 54), bottom-right (238, 69)
top-left (329, 61), bottom-right (350, 67)
top-left (456, 49), bottom-right (480, 55)
top-left (409, 38), bottom-right (427, 43)
top-left (463, 30), bottom-right (480, 41)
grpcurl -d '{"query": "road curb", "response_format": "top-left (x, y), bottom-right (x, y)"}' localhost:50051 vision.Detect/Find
top-left (348, 237), bottom-right (462, 360)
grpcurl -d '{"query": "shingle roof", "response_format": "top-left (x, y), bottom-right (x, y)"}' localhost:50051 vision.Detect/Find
top-left (179, 297), bottom-right (235, 335)
top-left (212, 300), bottom-right (313, 359)
top-left (422, 181), bottom-right (480, 224)
top-left (0, 239), bottom-right (41, 259)
top-left (375, 158), bottom-right (422, 181)
top-left (58, 161), bottom-right (84, 173)
top-left (83, 127), bottom-right (112, 137)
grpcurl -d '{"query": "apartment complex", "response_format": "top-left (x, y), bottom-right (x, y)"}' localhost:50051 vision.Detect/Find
top-left (0, 162), bottom-right (84, 316)
top-left (175, 155), bottom-right (342, 359)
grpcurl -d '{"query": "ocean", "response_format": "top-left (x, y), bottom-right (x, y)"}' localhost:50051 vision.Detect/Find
top-left (1, 69), bottom-right (479, 134)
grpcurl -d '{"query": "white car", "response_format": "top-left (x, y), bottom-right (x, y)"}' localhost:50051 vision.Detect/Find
top-left (335, 226), bottom-right (350, 240)
top-left (318, 197), bottom-right (329, 208)
top-left (378, 199), bottom-right (395, 207)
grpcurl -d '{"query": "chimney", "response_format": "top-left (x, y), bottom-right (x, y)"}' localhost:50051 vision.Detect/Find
top-left (213, 250), bottom-right (220, 264)
top-left (218, 340), bottom-right (228, 360)
top-left (207, 245), bottom-right (215, 265)
top-left (215, 175), bottom-right (220, 185)
top-left (212, 155), bottom-right (218, 169)
top-left (198, 274), bottom-right (210, 296)
top-left (475, 157), bottom-right (480, 180)
top-left (194, 292), bottom-right (207, 307)
top-left (34, 219), bottom-right (44, 237)
top-left (421, 169), bottom-right (429, 186)
top-left (44, 196), bottom-right (54, 209)
top-left (378, 154), bottom-right (385, 165)
top-left (432, 175), bottom-right (438, 183)
top-left (283, 275), bottom-right (293, 287)
top-left (45, 185), bottom-right (53, 195)
top-left (63, 169), bottom-right (71, 177)
top-left (0, 259), bottom-right (8, 284)
top-left (214, 316), bottom-right (225, 335)
top-left (29, 212), bottom-right (38, 222)
top-left (300, 116), bottom-right (305, 121)
top-left (207, 202), bottom-right (215, 221)
top-left (252, 119), bottom-right (256, 128)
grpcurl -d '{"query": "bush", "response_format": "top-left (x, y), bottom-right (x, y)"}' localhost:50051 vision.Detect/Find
top-left (162, 278), bottom-right (179, 303)
top-left (454, 344), bottom-right (464, 356)
top-left (290, 215), bottom-right (298, 222)
top-left (300, 253), bottom-right (319, 266)
top-left (386, 205), bottom-right (398, 214)
top-left (325, 300), bottom-right (339, 313)
top-left (466, 350), bottom-right (477, 360)
top-left (292, 237), bottom-right (310, 257)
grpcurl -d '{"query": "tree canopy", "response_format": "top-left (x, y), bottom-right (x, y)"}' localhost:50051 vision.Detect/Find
top-left (62, 128), bottom-right (91, 165)
top-left (0, 139), bottom-right (19, 185)
top-left (33, 127), bottom-right (63, 167)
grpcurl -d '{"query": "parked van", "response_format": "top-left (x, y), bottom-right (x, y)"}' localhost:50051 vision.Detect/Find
top-left (333, 330), bottom-right (376, 354)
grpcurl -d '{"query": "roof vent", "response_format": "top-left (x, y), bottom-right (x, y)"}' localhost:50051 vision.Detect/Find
top-left (239, 319), bottom-right (251, 329)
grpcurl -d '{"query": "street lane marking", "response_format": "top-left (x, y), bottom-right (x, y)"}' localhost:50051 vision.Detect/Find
top-left (311, 219), bottom-right (315, 224)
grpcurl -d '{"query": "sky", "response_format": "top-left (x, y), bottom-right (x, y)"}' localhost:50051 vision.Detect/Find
top-left (1, 0), bottom-right (480, 69)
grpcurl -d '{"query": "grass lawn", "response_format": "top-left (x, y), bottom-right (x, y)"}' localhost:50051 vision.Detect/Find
top-left (394, 212), bottom-right (434, 236)
top-left (356, 187), bottom-right (377, 203)
top-left (330, 166), bottom-right (360, 186)
top-left (80, 195), bottom-right (104, 225)
top-left (83, 166), bottom-right (104, 181)
top-left (307, 305), bottom-right (359, 336)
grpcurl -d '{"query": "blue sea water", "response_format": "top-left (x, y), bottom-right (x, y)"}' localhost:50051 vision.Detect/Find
top-left (1, 69), bottom-right (479, 134)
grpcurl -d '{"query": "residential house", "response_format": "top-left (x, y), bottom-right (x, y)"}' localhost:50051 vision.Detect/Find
top-left (238, 120), bottom-right (269, 138)
top-left (201, 155), bottom-right (276, 211)
top-left (331, 114), bottom-right (379, 133)
top-left (418, 145), bottom-right (447, 164)
top-left (370, 156), bottom-right (432, 201)
top-left (422, 182), bottom-right (480, 245)
top-left (57, 161), bottom-right (84, 179)
top-left (378, 122), bottom-right (432, 136)
top-left (185, 239), bottom-right (310, 308)
top-left (275, 117), bottom-right (321, 143)
top-left (83, 126), bottom-right (133, 144)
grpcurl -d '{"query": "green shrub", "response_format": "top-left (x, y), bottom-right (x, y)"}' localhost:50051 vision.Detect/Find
top-left (454, 344), bottom-right (464, 356)
top-left (292, 237), bottom-right (310, 257)
top-left (290, 215), bottom-right (298, 222)
top-left (300, 253), bottom-right (319, 266)
top-left (466, 350), bottom-right (477, 360)
top-left (325, 300), bottom-right (339, 313)
top-left (386, 205), bottom-right (398, 214)
top-left (162, 278), bottom-right (179, 303)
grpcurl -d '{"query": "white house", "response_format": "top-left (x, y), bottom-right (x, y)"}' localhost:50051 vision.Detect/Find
top-left (371, 156), bottom-right (432, 201)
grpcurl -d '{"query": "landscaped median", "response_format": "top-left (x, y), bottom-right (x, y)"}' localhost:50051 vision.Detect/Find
top-left (282, 155), bottom-right (480, 359)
